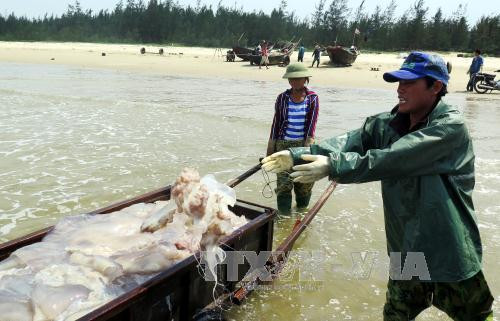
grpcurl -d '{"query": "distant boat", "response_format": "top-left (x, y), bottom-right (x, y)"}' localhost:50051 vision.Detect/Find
top-left (326, 0), bottom-right (364, 66)
top-left (326, 46), bottom-right (359, 66)
top-left (232, 41), bottom-right (297, 66)
top-left (232, 42), bottom-right (278, 61)
top-left (232, 46), bottom-right (254, 61)
top-left (247, 51), bottom-right (292, 66)
top-left (232, 39), bottom-right (298, 64)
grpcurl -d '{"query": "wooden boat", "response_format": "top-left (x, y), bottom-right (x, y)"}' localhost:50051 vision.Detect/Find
top-left (325, 0), bottom-right (363, 67)
top-left (233, 39), bottom-right (297, 64)
top-left (231, 46), bottom-right (254, 61)
top-left (0, 165), bottom-right (276, 321)
top-left (326, 45), bottom-right (359, 66)
top-left (247, 41), bottom-right (296, 66)
top-left (247, 52), bottom-right (291, 66)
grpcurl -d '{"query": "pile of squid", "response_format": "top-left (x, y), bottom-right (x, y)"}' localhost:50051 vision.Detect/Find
top-left (0, 168), bottom-right (248, 321)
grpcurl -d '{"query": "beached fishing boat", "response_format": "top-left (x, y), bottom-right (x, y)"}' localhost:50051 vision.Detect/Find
top-left (247, 41), bottom-right (297, 66)
top-left (326, 45), bottom-right (359, 66)
top-left (0, 165), bottom-right (276, 321)
top-left (231, 46), bottom-right (254, 61)
top-left (247, 51), bottom-right (292, 66)
top-left (326, 1), bottom-right (364, 66)
top-left (233, 39), bottom-right (297, 65)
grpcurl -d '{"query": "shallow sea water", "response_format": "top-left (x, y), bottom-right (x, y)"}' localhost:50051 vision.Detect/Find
top-left (0, 62), bottom-right (498, 320)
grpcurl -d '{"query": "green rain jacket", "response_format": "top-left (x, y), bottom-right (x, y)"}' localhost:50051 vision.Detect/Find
top-left (289, 101), bottom-right (483, 282)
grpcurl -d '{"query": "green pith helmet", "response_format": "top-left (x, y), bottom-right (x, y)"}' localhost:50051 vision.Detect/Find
top-left (282, 63), bottom-right (312, 79)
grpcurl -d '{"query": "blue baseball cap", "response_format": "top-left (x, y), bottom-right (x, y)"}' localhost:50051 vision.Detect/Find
top-left (383, 52), bottom-right (450, 85)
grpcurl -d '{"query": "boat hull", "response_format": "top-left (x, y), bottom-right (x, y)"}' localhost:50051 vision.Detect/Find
top-left (248, 53), bottom-right (291, 66)
top-left (326, 46), bottom-right (358, 66)
top-left (232, 46), bottom-right (254, 61)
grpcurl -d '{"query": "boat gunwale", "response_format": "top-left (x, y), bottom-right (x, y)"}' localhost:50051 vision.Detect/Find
top-left (0, 184), bottom-right (276, 321)
top-left (77, 199), bottom-right (275, 321)
top-left (326, 45), bottom-right (358, 65)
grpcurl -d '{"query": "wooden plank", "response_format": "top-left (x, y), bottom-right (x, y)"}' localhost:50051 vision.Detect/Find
top-left (231, 181), bottom-right (337, 304)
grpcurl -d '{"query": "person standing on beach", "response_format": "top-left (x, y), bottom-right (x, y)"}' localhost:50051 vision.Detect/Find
top-left (260, 40), bottom-right (269, 69)
top-left (297, 44), bottom-right (305, 62)
top-left (262, 52), bottom-right (493, 320)
top-left (255, 43), bottom-right (261, 55)
top-left (466, 49), bottom-right (484, 91)
top-left (312, 44), bottom-right (321, 68)
top-left (266, 63), bottom-right (319, 213)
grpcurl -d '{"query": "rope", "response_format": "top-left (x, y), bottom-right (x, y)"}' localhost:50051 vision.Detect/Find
top-left (260, 168), bottom-right (275, 199)
top-left (260, 168), bottom-right (292, 199)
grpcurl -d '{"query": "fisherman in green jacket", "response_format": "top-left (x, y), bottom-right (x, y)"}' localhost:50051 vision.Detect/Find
top-left (262, 52), bottom-right (493, 321)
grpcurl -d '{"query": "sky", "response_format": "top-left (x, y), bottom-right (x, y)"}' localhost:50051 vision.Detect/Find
top-left (0, 0), bottom-right (498, 24)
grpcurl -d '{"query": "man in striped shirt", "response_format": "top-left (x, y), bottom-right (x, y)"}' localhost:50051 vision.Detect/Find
top-left (266, 63), bottom-right (319, 212)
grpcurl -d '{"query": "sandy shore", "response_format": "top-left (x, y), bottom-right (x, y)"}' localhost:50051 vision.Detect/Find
top-left (1, 41), bottom-right (499, 93)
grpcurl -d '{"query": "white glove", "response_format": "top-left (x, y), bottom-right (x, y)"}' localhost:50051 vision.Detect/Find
top-left (261, 150), bottom-right (293, 173)
top-left (290, 154), bottom-right (330, 183)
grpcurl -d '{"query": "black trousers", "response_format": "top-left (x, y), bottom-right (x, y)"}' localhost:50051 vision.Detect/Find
top-left (466, 73), bottom-right (476, 91)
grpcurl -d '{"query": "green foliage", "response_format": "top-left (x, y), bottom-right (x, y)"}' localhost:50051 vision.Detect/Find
top-left (0, 0), bottom-right (498, 55)
top-left (469, 15), bottom-right (500, 55)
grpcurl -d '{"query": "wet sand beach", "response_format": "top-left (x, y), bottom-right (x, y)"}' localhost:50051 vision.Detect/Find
top-left (1, 41), bottom-right (500, 93)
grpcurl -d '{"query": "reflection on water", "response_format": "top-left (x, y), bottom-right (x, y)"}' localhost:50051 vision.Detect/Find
top-left (0, 63), bottom-right (498, 320)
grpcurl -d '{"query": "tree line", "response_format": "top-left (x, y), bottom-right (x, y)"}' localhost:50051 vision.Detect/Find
top-left (0, 0), bottom-right (498, 55)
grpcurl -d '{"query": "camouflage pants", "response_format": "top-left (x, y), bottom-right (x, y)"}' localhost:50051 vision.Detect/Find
top-left (275, 140), bottom-right (314, 213)
top-left (384, 271), bottom-right (494, 321)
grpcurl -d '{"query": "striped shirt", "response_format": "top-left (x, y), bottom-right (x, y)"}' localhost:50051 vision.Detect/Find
top-left (269, 88), bottom-right (319, 141)
top-left (284, 98), bottom-right (308, 140)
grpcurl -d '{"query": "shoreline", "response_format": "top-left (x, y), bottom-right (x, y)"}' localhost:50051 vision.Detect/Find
top-left (1, 41), bottom-right (500, 93)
